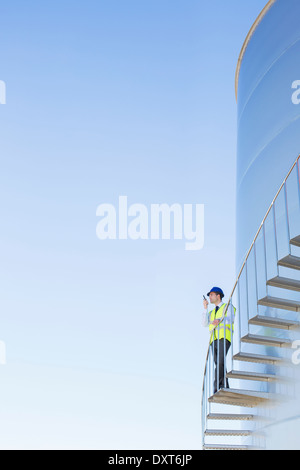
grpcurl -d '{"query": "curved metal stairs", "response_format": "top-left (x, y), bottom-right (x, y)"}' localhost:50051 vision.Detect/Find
top-left (203, 235), bottom-right (300, 450)
top-left (201, 155), bottom-right (300, 450)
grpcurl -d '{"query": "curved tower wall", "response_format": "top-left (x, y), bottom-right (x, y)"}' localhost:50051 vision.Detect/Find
top-left (236, 0), bottom-right (300, 449)
top-left (236, 0), bottom-right (300, 268)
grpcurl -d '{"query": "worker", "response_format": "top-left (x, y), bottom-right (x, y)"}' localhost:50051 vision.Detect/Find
top-left (202, 287), bottom-right (236, 393)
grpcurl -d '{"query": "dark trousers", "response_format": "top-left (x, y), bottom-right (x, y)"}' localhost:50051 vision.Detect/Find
top-left (212, 338), bottom-right (231, 393)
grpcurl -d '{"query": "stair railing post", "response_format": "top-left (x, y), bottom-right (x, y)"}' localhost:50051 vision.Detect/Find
top-left (217, 324), bottom-right (220, 392)
top-left (212, 327), bottom-right (215, 395)
top-left (223, 310), bottom-right (226, 389)
top-left (297, 156), bottom-right (300, 206)
top-left (272, 202), bottom-right (279, 276)
top-left (237, 281), bottom-right (241, 352)
top-left (231, 300), bottom-right (235, 380)
top-left (284, 181), bottom-right (291, 255)
top-left (263, 223), bottom-right (268, 296)
top-left (297, 157), bottom-right (300, 232)
top-left (245, 258), bottom-right (250, 323)
top-left (254, 241), bottom-right (259, 313)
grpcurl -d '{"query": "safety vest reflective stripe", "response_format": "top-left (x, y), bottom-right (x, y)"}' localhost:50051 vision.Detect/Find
top-left (208, 303), bottom-right (236, 344)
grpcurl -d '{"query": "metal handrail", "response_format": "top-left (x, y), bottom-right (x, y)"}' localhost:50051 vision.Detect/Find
top-left (225, 154), bottom-right (300, 311)
top-left (201, 154), bottom-right (300, 444)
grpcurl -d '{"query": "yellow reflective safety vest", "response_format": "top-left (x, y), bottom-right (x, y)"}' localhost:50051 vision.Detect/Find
top-left (208, 303), bottom-right (236, 345)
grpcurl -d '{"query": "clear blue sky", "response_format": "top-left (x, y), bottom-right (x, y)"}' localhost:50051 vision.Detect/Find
top-left (0, 0), bottom-right (268, 450)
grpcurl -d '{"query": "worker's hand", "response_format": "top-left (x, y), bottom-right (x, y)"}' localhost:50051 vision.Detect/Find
top-left (212, 319), bottom-right (221, 326)
top-left (203, 298), bottom-right (209, 310)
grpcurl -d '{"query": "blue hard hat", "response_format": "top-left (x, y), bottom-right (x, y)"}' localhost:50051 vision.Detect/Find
top-left (207, 287), bottom-right (224, 298)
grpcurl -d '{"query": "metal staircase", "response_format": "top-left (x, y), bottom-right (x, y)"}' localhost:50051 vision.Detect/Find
top-left (201, 155), bottom-right (300, 450)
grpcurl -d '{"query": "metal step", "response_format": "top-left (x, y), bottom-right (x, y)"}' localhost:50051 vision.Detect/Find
top-left (208, 388), bottom-right (274, 407)
top-left (207, 413), bottom-right (254, 421)
top-left (258, 296), bottom-right (300, 312)
top-left (203, 444), bottom-right (256, 450)
top-left (241, 333), bottom-right (292, 348)
top-left (233, 351), bottom-right (285, 365)
top-left (227, 370), bottom-right (277, 382)
top-left (249, 315), bottom-right (300, 330)
top-left (205, 429), bottom-right (252, 437)
top-left (290, 235), bottom-right (300, 247)
top-left (267, 276), bottom-right (300, 292)
top-left (278, 254), bottom-right (300, 271)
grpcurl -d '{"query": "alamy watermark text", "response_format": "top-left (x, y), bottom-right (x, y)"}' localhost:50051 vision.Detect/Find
top-left (96, 196), bottom-right (204, 251)
top-left (0, 80), bottom-right (6, 104)
top-left (291, 80), bottom-right (300, 104)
